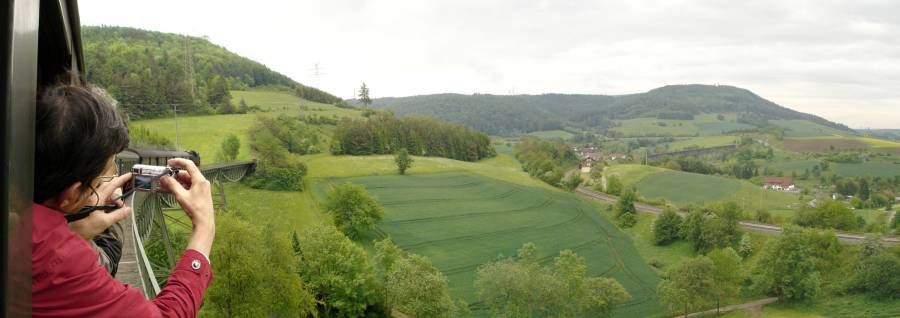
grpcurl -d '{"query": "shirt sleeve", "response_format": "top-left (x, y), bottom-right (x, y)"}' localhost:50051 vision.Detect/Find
top-left (151, 249), bottom-right (214, 317)
top-left (32, 246), bottom-right (213, 318)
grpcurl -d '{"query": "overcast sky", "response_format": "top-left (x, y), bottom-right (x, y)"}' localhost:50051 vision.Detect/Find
top-left (80, 0), bottom-right (900, 128)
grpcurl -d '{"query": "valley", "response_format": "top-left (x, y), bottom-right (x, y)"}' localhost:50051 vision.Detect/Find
top-left (88, 26), bottom-right (900, 318)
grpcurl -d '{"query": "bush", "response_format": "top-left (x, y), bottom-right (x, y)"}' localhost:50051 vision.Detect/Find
top-left (605, 174), bottom-right (623, 196)
top-left (755, 209), bottom-right (772, 223)
top-left (615, 188), bottom-right (638, 228)
top-left (653, 208), bottom-right (683, 245)
top-left (562, 173), bottom-right (583, 191)
top-left (324, 183), bottom-right (384, 239)
top-left (794, 200), bottom-right (857, 231)
top-left (738, 233), bottom-right (753, 258)
top-left (850, 253), bottom-right (900, 299)
top-left (220, 134), bottom-right (240, 161)
top-left (243, 162), bottom-right (307, 191)
top-left (129, 125), bottom-right (174, 149)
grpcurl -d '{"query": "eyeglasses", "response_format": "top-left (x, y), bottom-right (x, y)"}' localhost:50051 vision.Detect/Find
top-left (95, 174), bottom-right (119, 183)
top-left (94, 164), bottom-right (120, 183)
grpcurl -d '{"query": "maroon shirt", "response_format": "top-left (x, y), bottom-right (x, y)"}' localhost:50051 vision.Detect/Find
top-left (32, 204), bottom-right (213, 317)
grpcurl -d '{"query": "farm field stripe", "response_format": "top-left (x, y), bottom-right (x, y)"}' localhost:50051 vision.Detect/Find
top-left (381, 199), bottom-right (555, 225)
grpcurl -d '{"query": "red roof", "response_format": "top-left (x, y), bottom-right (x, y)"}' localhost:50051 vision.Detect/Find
top-left (763, 176), bottom-right (793, 186)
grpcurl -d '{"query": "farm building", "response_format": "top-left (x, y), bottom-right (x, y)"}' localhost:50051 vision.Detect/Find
top-left (762, 176), bottom-right (795, 192)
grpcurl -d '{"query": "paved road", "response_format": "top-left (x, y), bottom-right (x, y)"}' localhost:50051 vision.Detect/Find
top-left (575, 187), bottom-right (899, 245)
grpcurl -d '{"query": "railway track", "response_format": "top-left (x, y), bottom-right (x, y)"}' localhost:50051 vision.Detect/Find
top-left (575, 187), bottom-right (898, 245)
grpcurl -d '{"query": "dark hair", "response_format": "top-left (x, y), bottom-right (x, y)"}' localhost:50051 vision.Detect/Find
top-left (34, 84), bottom-right (130, 203)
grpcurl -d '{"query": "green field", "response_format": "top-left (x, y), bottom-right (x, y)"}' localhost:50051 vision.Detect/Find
top-left (833, 162), bottom-right (900, 177)
top-left (316, 172), bottom-right (664, 317)
top-left (605, 165), bottom-right (800, 212)
top-left (605, 164), bottom-right (667, 188)
top-left (769, 120), bottom-right (849, 137)
top-left (666, 135), bottom-right (738, 151)
top-left (525, 129), bottom-right (574, 140)
top-left (219, 151), bottom-right (556, 233)
top-left (611, 113), bottom-right (753, 137)
top-left (611, 117), bottom-right (701, 137)
top-left (638, 170), bottom-right (799, 211)
top-left (696, 121), bottom-right (756, 135)
top-left (638, 170), bottom-right (742, 205)
top-left (132, 89), bottom-right (359, 164)
top-left (764, 159), bottom-right (821, 175)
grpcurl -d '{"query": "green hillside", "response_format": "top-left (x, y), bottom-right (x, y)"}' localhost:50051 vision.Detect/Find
top-left (133, 89), bottom-right (358, 164)
top-left (362, 85), bottom-right (851, 135)
top-left (606, 165), bottom-right (800, 212)
top-left (83, 26), bottom-right (340, 119)
top-left (316, 173), bottom-right (664, 317)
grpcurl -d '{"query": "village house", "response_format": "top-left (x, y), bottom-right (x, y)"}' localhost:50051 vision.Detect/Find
top-left (578, 148), bottom-right (601, 173)
top-left (607, 153), bottom-right (627, 161)
top-left (762, 176), bottom-right (795, 192)
top-left (580, 158), bottom-right (592, 173)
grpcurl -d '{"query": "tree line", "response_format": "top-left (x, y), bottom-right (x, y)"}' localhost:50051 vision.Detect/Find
top-left (643, 201), bottom-right (900, 317)
top-left (241, 115), bottom-right (323, 191)
top-left (514, 139), bottom-right (580, 187)
top-left (331, 113), bottom-right (495, 162)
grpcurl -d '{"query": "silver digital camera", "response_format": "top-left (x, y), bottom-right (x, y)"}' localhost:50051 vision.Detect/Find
top-left (131, 164), bottom-right (181, 192)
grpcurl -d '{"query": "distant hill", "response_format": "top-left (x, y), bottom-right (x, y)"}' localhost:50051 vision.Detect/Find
top-left (356, 85), bottom-right (851, 135)
top-left (82, 26), bottom-right (339, 119)
top-left (860, 129), bottom-right (900, 141)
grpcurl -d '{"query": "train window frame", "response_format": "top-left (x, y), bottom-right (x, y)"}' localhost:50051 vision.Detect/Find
top-left (4, 1), bottom-right (84, 316)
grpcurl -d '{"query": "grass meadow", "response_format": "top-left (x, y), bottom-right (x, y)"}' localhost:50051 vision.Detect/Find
top-left (315, 172), bottom-right (665, 317)
top-left (769, 120), bottom-right (849, 137)
top-left (611, 113), bottom-right (753, 137)
top-left (833, 162), bottom-right (900, 177)
top-left (525, 129), bottom-right (575, 140)
top-left (665, 135), bottom-right (738, 151)
top-left (131, 89), bottom-right (359, 164)
top-left (606, 164), bottom-right (800, 212)
top-left (764, 159), bottom-right (821, 174)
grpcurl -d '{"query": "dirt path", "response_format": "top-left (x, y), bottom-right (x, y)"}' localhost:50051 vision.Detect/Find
top-left (676, 297), bottom-right (779, 318)
top-left (575, 186), bottom-right (898, 245)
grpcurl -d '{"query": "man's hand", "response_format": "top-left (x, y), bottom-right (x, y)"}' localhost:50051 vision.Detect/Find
top-left (68, 173), bottom-right (133, 240)
top-left (160, 158), bottom-right (215, 258)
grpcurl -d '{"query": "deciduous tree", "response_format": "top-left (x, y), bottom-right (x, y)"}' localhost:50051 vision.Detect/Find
top-left (385, 255), bottom-right (455, 318)
top-left (394, 148), bottom-right (413, 175)
top-left (220, 134), bottom-right (240, 161)
top-left (324, 183), bottom-right (385, 239)
top-left (750, 227), bottom-right (822, 301)
top-left (615, 188), bottom-right (638, 228)
top-left (474, 243), bottom-right (629, 317)
top-left (296, 224), bottom-right (378, 317)
top-left (708, 248), bottom-right (742, 315)
top-left (738, 233), bottom-right (753, 258)
top-left (604, 174), bottom-right (623, 196)
top-left (657, 256), bottom-right (715, 317)
top-left (204, 214), bottom-right (315, 317)
top-left (653, 208), bottom-right (683, 245)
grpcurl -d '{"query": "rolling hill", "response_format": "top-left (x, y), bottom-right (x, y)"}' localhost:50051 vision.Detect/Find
top-left (357, 85), bottom-right (852, 135)
top-left (82, 26), bottom-right (340, 119)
